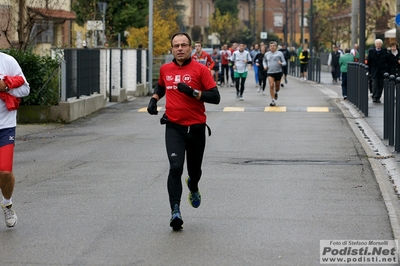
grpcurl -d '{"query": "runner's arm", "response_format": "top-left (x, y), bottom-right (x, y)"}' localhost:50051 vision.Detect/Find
top-left (208, 54), bottom-right (215, 70)
top-left (152, 83), bottom-right (166, 100)
top-left (199, 87), bottom-right (220, 104)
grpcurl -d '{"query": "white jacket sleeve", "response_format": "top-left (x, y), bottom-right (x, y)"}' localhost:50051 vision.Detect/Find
top-left (327, 53), bottom-right (332, 66)
top-left (0, 53), bottom-right (30, 98)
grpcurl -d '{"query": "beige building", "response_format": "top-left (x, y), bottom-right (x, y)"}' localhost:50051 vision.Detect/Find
top-left (181, 0), bottom-right (251, 45)
top-left (0, 0), bottom-right (75, 55)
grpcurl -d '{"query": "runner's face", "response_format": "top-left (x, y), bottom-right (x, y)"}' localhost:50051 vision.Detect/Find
top-left (171, 35), bottom-right (192, 64)
top-left (270, 43), bottom-right (277, 52)
top-left (195, 43), bottom-right (202, 53)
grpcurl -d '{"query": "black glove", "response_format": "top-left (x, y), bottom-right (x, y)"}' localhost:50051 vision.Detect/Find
top-left (177, 82), bottom-right (194, 97)
top-left (147, 97), bottom-right (158, 115)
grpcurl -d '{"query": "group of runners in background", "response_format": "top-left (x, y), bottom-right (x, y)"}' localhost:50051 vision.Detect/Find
top-left (191, 41), bottom-right (310, 106)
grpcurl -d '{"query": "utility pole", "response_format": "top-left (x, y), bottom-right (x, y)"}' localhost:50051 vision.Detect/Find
top-left (301, 0), bottom-right (304, 44)
top-left (293, 0), bottom-right (297, 46)
top-left (309, 0), bottom-right (313, 56)
top-left (97, 2), bottom-right (107, 47)
top-left (148, 0), bottom-right (154, 93)
top-left (284, 0), bottom-right (288, 44)
top-left (359, 0), bottom-right (365, 64)
top-left (290, 0), bottom-right (293, 46)
top-left (351, 0), bottom-right (359, 46)
top-left (254, 0), bottom-right (257, 44)
top-left (263, 0), bottom-right (265, 32)
top-left (397, 0), bottom-right (400, 45)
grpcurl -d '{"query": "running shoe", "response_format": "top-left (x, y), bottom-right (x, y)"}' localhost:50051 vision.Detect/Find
top-left (285, 78), bottom-right (287, 84)
top-left (257, 88), bottom-right (260, 93)
top-left (270, 100), bottom-right (276, 106)
top-left (1, 202), bottom-right (17, 227)
top-left (281, 84), bottom-right (284, 87)
top-left (274, 91), bottom-right (278, 100)
top-left (186, 176), bottom-right (201, 208)
top-left (239, 96), bottom-right (244, 101)
top-left (170, 204), bottom-right (183, 231)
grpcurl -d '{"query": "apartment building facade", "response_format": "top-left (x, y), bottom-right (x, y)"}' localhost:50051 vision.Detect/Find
top-left (0, 0), bottom-right (75, 54)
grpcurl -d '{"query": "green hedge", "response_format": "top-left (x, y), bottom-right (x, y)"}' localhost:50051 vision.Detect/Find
top-left (0, 49), bottom-right (60, 106)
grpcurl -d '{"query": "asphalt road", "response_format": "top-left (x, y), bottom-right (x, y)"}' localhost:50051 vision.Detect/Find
top-left (0, 70), bottom-right (397, 265)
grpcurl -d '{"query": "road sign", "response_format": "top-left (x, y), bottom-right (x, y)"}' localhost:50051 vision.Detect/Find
top-left (87, 20), bottom-right (103, 31)
top-left (396, 14), bottom-right (400, 27)
top-left (260, 32), bottom-right (267, 39)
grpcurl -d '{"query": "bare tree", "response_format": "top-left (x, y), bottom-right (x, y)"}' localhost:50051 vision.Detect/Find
top-left (0, 0), bottom-right (68, 50)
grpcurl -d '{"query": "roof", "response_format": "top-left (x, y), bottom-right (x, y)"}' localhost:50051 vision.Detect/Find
top-left (28, 7), bottom-right (76, 20)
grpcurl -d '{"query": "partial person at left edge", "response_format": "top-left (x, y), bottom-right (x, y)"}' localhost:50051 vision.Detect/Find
top-left (0, 51), bottom-right (30, 227)
top-left (147, 32), bottom-right (220, 231)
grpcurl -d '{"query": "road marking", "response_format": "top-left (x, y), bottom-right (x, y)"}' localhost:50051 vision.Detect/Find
top-left (223, 107), bottom-right (245, 112)
top-left (138, 106), bottom-right (330, 112)
top-left (307, 107), bottom-right (329, 112)
top-left (264, 106), bottom-right (287, 112)
top-left (138, 107), bottom-right (163, 112)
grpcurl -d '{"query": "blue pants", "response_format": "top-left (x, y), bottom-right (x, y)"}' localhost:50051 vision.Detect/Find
top-left (341, 72), bottom-right (347, 97)
top-left (253, 64), bottom-right (259, 84)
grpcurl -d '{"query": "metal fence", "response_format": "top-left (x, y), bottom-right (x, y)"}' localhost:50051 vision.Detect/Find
top-left (346, 66), bottom-right (400, 150)
top-left (64, 49), bottom-right (100, 100)
top-left (347, 63), bottom-right (369, 117)
top-left (381, 74), bottom-right (400, 151)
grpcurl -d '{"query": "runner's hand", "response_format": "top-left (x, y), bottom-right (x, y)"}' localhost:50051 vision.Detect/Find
top-left (177, 82), bottom-right (194, 97)
top-left (147, 97), bottom-right (158, 115)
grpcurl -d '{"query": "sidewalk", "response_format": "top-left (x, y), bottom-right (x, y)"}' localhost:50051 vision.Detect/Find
top-left (319, 70), bottom-right (395, 155)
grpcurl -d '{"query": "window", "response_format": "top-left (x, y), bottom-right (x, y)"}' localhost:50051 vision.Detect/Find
top-left (239, 7), bottom-right (245, 20)
top-left (274, 14), bottom-right (283, 27)
top-left (299, 13), bottom-right (308, 27)
top-left (31, 20), bottom-right (54, 44)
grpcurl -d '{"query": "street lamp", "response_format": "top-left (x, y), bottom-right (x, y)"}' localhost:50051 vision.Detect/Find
top-left (97, 2), bottom-right (107, 47)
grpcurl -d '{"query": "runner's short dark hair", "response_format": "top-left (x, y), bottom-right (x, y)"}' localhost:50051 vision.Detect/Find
top-left (170, 32), bottom-right (192, 47)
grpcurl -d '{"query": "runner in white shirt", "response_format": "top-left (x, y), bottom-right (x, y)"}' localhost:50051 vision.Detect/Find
top-left (232, 43), bottom-right (252, 100)
top-left (0, 52), bottom-right (30, 227)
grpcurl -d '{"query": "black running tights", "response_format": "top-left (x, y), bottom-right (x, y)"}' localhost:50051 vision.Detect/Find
top-left (235, 77), bottom-right (246, 96)
top-left (165, 123), bottom-right (206, 210)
